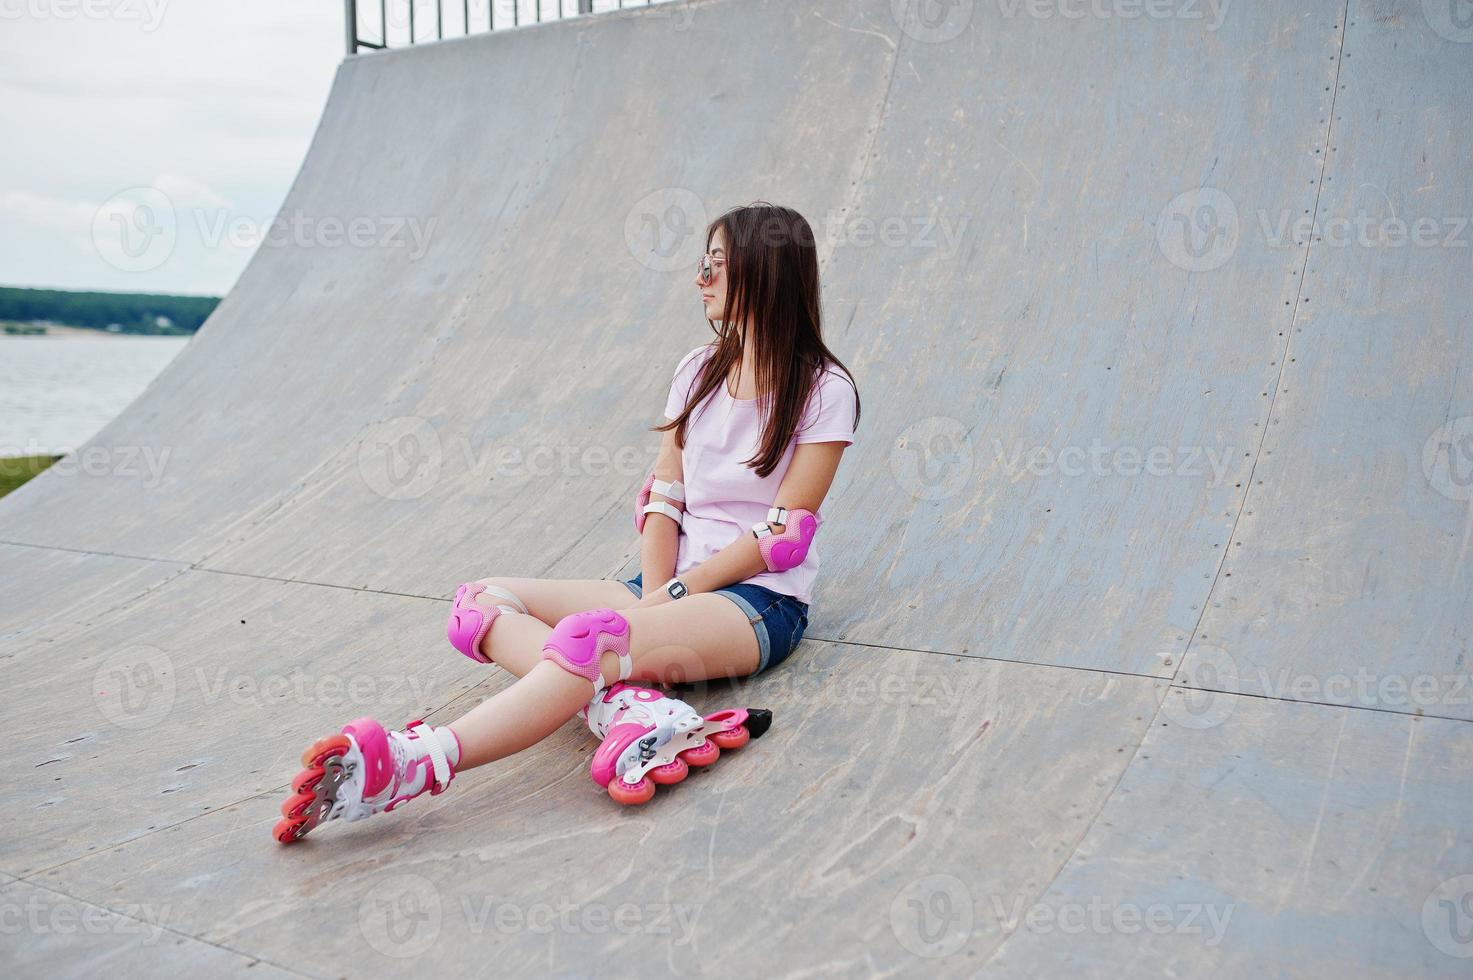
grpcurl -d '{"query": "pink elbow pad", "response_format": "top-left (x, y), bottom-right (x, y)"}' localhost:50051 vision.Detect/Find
top-left (635, 472), bottom-right (685, 533)
top-left (756, 509), bottom-right (818, 572)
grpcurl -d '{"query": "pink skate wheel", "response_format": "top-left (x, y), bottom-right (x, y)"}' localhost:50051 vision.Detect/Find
top-left (681, 740), bottom-right (720, 767)
top-left (649, 757), bottom-right (689, 785)
top-left (281, 790), bottom-right (317, 819)
top-left (299, 733), bottom-right (350, 768)
top-left (710, 726), bottom-right (750, 750)
top-left (272, 816), bottom-right (309, 844)
top-left (608, 775), bottom-right (656, 805)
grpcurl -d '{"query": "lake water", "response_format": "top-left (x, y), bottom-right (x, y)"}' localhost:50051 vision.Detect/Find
top-left (0, 334), bottom-right (191, 456)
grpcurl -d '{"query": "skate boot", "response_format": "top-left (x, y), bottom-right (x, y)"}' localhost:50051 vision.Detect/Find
top-left (582, 681), bottom-right (772, 804)
top-left (273, 718), bottom-right (460, 844)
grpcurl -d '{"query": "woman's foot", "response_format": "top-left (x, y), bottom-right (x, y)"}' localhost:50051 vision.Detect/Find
top-left (273, 718), bottom-right (461, 844)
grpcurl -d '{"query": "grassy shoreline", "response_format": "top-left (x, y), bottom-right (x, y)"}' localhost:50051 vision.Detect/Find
top-left (0, 454), bottom-right (62, 498)
top-left (2, 320), bottom-right (190, 338)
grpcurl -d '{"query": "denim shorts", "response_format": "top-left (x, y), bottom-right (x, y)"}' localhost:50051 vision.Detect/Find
top-left (621, 573), bottom-right (810, 674)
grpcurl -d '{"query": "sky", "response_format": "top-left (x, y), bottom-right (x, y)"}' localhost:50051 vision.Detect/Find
top-left (0, 1), bottom-right (344, 297)
top-left (0, 1), bottom-right (630, 299)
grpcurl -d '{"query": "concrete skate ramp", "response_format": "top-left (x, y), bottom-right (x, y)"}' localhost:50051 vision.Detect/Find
top-left (3, 1), bottom-right (1471, 976)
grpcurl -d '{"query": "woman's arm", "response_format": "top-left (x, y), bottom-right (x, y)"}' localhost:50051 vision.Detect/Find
top-left (637, 440), bottom-right (847, 604)
top-left (639, 421), bottom-right (685, 587)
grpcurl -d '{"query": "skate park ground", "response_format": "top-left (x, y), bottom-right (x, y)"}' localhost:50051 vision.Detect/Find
top-left (2, 0), bottom-right (1471, 976)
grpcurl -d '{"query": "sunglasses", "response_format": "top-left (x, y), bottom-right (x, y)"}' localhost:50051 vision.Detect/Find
top-left (697, 253), bottom-right (727, 286)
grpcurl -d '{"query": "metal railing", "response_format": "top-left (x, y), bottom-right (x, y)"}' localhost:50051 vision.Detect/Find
top-left (344, 0), bottom-right (676, 55)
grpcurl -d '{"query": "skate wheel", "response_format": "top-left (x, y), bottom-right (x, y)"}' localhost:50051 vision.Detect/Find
top-left (280, 789), bottom-right (319, 820)
top-left (300, 733), bottom-right (350, 768)
top-left (649, 757), bottom-right (688, 785)
top-left (272, 815), bottom-right (310, 844)
top-left (680, 740), bottom-right (720, 767)
top-left (608, 775), bottom-right (656, 805)
top-left (709, 725), bottom-right (750, 750)
top-left (291, 766), bottom-right (325, 795)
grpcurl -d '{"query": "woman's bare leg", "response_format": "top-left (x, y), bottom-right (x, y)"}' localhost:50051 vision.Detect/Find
top-left (274, 591), bottom-right (764, 843)
top-left (450, 660), bottom-right (600, 768)
top-left (448, 592), bottom-right (760, 769)
top-left (461, 577), bottom-right (637, 676)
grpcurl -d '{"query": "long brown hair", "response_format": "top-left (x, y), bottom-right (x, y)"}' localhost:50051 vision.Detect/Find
top-left (656, 202), bottom-right (860, 479)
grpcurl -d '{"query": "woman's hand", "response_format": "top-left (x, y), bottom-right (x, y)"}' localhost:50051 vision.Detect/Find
top-left (634, 589), bottom-right (674, 609)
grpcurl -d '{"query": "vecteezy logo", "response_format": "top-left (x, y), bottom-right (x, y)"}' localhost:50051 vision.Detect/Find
top-left (359, 874), bottom-right (441, 959)
top-left (357, 416), bottom-right (443, 500)
top-left (1162, 644), bottom-right (1239, 729)
top-left (93, 645), bottom-right (176, 730)
top-left (1156, 188), bottom-right (1240, 272)
top-left (1423, 0), bottom-right (1473, 43)
top-left (624, 188), bottom-right (708, 273)
top-left (1422, 417), bottom-right (1473, 501)
top-left (1423, 874), bottom-right (1473, 958)
top-left (92, 186), bottom-right (177, 273)
top-left (890, 873), bottom-right (973, 958)
top-left (890, 0), bottom-right (974, 43)
top-left (889, 416), bottom-right (974, 500)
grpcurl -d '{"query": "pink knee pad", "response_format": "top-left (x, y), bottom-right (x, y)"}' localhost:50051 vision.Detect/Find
top-left (542, 608), bottom-right (633, 690)
top-left (447, 582), bottom-right (508, 663)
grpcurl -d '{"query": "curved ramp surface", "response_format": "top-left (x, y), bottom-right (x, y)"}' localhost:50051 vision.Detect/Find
top-left (2, 1), bottom-right (1470, 976)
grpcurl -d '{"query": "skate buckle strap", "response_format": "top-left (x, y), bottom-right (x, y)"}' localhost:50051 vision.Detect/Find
top-left (406, 721), bottom-right (452, 792)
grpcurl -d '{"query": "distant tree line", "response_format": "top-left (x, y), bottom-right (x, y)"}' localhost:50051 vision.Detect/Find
top-left (0, 286), bottom-right (220, 335)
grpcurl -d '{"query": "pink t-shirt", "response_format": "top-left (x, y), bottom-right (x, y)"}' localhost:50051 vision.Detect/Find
top-left (662, 344), bottom-right (857, 605)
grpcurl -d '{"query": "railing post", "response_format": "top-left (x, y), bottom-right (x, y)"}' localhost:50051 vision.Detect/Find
top-left (351, 0), bottom-right (612, 54)
top-left (344, 0), bottom-right (358, 55)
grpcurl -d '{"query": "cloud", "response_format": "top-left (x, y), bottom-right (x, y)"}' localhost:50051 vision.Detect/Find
top-left (152, 173), bottom-right (232, 210)
top-left (0, 1), bottom-right (339, 291)
top-left (0, 189), bottom-right (96, 232)
top-left (0, 175), bottom-right (231, 228)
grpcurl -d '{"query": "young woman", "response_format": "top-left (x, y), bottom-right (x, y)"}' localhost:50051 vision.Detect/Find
top-left (274, 202), bottom-right (859, 842)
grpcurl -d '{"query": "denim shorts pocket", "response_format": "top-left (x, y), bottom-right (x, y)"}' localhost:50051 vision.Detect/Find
top-left (788, 609), bottom-right (808, 650)
top-left (756, 597), bottom-right (784, 621)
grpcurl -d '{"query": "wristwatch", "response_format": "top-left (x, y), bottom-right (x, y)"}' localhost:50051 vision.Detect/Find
top-left (660, 576), bottom-right (689, 600)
